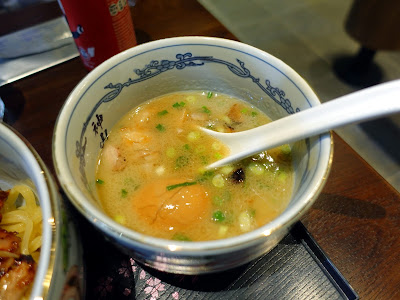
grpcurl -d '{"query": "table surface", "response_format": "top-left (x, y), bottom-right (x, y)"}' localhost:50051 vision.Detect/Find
top-left (1, 1), bottom-right (400, 299)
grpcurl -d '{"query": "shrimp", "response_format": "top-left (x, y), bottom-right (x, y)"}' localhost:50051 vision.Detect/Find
top-left (227, 103), bottom-right (243, 123)
top-left (101, 144), bottom-right (127, 172)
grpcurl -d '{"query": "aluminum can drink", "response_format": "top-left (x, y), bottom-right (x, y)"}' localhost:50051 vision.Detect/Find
top-left (58, 0), bottom-right (137, 70)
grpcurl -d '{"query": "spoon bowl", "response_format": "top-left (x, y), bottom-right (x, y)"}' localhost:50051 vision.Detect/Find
top-left (203, 79), bottom-right (400, 169)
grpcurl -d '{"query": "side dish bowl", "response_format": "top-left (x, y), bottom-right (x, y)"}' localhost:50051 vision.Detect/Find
top-left (0, 122), bottom-right (84, 299)
top-left (53, 36), bottom-right (333, 274)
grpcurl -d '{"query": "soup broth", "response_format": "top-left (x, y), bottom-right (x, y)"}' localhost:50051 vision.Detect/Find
top-left (96, 91), bottom-right (293, 241)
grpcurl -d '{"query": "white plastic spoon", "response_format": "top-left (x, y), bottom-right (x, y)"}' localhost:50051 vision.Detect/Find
top-left (202, 79), bottom-right (400, 169)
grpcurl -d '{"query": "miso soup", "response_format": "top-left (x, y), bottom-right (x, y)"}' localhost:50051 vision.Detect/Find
top-left (96, 91), bottom-right (293, 241)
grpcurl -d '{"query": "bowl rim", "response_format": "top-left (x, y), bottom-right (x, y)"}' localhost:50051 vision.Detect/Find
top-left (53, 36), bottom-right (333, 253)
top-left (0, 122), bottom-right (59, 299)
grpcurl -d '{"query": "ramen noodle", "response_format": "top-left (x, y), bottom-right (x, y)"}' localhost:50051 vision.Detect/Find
top-left (0, 183), bottom-right (42, 299)
top-left (96, 91), bottom-right (293, 241)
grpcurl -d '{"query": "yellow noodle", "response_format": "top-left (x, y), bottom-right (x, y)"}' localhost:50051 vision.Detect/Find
top-left (0, 250), bottom-right (19, 259)
top-left (0, 223), bottom-right (25, 232)
top-left (13, 185), bottom-right (37, 211)
top-left (0, 184), bottom-right (42, 256)
top-left (28, 236), bottom-right (41, 253)
top-left (30, 251), bottom-right (40, 263)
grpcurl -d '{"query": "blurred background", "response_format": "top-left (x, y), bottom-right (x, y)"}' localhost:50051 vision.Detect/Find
top-left (1, 0), bottom-right (400, 192)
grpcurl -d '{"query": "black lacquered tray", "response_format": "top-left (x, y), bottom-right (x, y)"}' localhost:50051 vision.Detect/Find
top-left (77, 215), bottom-right (358, 300)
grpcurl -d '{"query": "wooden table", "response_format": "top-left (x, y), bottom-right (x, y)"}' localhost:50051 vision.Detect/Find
top-left (1, 1), bottom-right (400, 299)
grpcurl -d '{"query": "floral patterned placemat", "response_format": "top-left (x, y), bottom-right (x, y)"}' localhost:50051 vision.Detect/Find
top-left (77, 219), bottom-right (358, 300)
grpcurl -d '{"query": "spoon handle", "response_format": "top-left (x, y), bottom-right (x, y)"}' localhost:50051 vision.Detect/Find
top-left (207, 79), bottom-right (400, 168)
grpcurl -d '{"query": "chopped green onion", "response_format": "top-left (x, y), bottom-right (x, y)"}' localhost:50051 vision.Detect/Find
top-left (220, 165), bottom-right (234, 175)
top-left (277, 171), bottom-right (288, 182)
top-left (202, 106), bottom-right (211, 114)
top-left (241, 108), bottom-right (248, 114)
top-left (195, 145), bottom-right (205, 154)
top-left (167, 181), bottom-right (197, 191)
top-left (121, 189), bottom-right (128, 198)
top-left (218, 225), bottom-right (229, 237)
top-left (183, 144), bottom-right (190, 150)
top-left (213, 195), bottom-right (224, 206)
top-left (202, 170), bottom-right (215, 178)
top-left (248, 162), bottom-right (265, 175)
top-left (212, 174), bottom-right (225, 188)
top-left (187, 131), bottom-right (200, 141)
top-left (214, 152), bottom-right (223, 159)
top-left (158, 110), bottom-right (168, 116)
top-left (175, 156), bottom-right (189, 168)
top-left (251, 111), bottom-right (258, 117)
top-left (207, 91), bottom-right (213, 98)
top-left (172, 233), bottom-right (191, 241)
top-left (166, 147), bottom-right (176, 158)
top-left (96, 179), bottom-right (104, 184)
top-left (114, 215), bottom-right (125, 224)
top-left (172, 101), bottom-right (186, 108)
top-left (280, 144), bottom-right (291, 155)
top-left (198, 170), bottom-right (214, 181)
top-left (248, 209), bottom-right (256, 217)
top-left (239, 210), bottom-right (253, 232)
top-left (186, 96), bottom-right (196, 103)
top-left (212, 210), bottom-right (225, 222)
top-left (156, 124), bottom-right (166, 132)
top-left (212, 142), bottom-right (221, 151)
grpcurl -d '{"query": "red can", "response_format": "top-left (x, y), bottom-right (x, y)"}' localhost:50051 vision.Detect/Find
top-left (58, 0), bottom-right (137, 70)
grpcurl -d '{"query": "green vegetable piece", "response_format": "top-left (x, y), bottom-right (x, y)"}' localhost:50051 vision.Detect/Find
top-left (158, 110), bottom-right (168, 116)
top-left (212, 210), bottom-right (226, 222)
top-left (202, 106), bottom-right (211, 114)
top-left (172, 233), bottom-right (191, 241)
top-left (251, 111), bottom-right (258, 117)
top-left (248, 208), bottom-right (256, 217)
top-left (121, 189), bottom-right (128, 198)
top-left (212, 192), bottom-right (231, 206)
top-left (214, 152), bottom-right (223, 159)
top-left (202, 170), bottom-right (214, 178)
top-left (280, 144), bottom-right (291, 155)
top-left (166, 181), bottom-right (197, 191)
top-left (277, 171), bottom-right (288, 182)
top-left (213, 196), bottom-right (224, 206)
top-left (166, 147), bottom-right (176, 158)
top-left (183, 144), bottom-right (190, 150)
top-left (248, 162), bottom-right (265, 175)
top-left (212, 174), bottom-right (225, 187)
top-left (156, 124), bottom-right (166, 132)
top-left (175, 155), bottom-right (189, 168)
top-left (207, 91), bottom-right (213, 98)
top-left (172, 101), bottom-right (186, 108)
top-left (96, 179), bottom-right (104, 184)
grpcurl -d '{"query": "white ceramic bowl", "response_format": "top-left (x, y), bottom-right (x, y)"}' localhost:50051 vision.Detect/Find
top-left (0, 122), bottom-right (84, 299)
top-left (53, 36), bottom-right (333, 274)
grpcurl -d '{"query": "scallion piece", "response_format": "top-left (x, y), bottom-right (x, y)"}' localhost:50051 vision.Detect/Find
top-left (96, 179), bottom-right (104, 184)
top-left (158, 110), bottom-right (168, 116)
top-left (167, 181), bottom-right (197, 191)
top-left (121, 189), bottom-right (128, 198)
top-left (156, 124), bottom-right (165, 131)
top-left (172, 233), bottom-right (191, 241)
top-left (172, 101), bottom-right (186, 108)
top-left (212, 210), bottom-right (225, 222)
top-left (202, 106), bottom-right (211, 114)
top-left (207, 91), bottom-right (213, 98)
